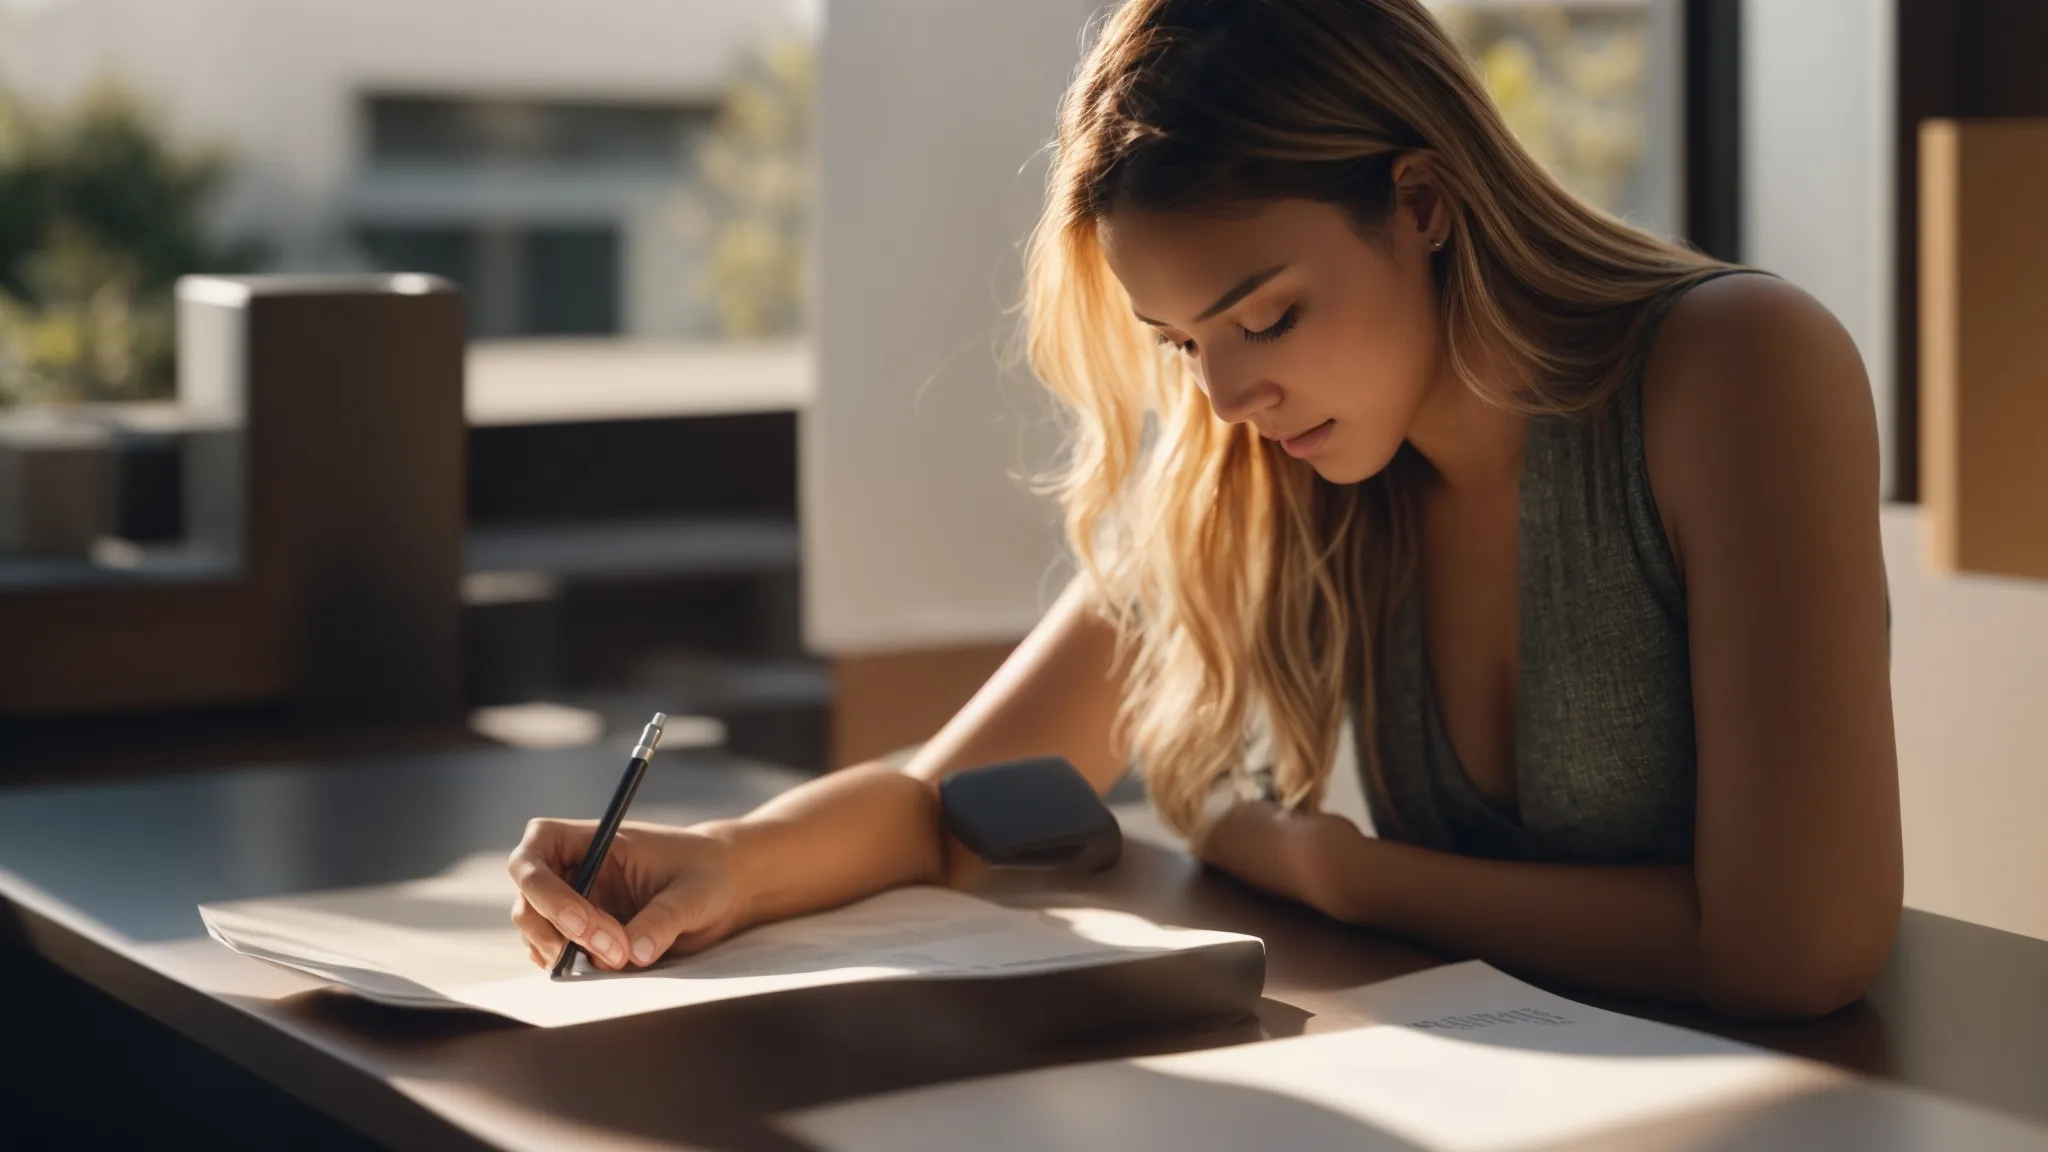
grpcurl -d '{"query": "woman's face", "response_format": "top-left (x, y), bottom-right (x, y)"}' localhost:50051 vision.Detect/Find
top-left (1098, 194), bottom-right (1446, 485)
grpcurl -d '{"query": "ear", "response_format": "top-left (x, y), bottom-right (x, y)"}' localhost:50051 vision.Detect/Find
top-left (1388, 152), bottom-right (1450, 249)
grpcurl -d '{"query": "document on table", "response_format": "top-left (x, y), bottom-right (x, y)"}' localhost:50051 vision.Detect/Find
top-left (199, 852), bottom-right (1263, 1028)
top-left (786, 960), bottom-right (2048, 1152)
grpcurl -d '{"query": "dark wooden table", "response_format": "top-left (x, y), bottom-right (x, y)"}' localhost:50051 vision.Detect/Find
top-left (2, 747), bottom-right (2045, 1150)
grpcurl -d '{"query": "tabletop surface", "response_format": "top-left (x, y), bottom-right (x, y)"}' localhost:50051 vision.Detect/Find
top-left (3, 746), bottom-right (2046, 1150)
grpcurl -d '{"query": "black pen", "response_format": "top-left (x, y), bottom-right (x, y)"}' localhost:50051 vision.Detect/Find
top-left (551, 712), bottom-right (666, 979)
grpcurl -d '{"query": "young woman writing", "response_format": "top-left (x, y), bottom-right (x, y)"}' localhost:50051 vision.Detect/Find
top-left (509, 0), bottom-right (1899, 1020)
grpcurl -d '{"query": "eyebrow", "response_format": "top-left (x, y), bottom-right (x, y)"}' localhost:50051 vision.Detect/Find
top-left (1133, 264), bottom-right (1289, 328)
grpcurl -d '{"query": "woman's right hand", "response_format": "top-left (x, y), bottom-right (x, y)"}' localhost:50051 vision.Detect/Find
top-left (507, 818), bottom-right (745, 972)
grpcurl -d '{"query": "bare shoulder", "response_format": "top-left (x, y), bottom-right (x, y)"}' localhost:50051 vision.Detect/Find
top-left (1637, 272), bottom-right (1881, 562)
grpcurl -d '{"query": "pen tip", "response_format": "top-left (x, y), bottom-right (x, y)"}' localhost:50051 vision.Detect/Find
top-left (651, 712), bottom-right (667, 729)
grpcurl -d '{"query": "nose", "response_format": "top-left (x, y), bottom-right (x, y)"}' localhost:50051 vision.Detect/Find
top-left (1196, 353), bottom-right (1283, 426)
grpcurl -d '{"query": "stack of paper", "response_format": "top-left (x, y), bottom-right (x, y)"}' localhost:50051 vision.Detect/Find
top-left (786, 960), bottom-right (2048, 1151)
top-left (199, 853), bottom-right (1265, 1029)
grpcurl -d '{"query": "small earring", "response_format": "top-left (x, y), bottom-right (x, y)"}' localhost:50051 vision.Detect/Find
top-left (1430, 236), bottom-right (1447, 251)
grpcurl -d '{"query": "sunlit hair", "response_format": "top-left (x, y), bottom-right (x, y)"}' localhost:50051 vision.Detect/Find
top-left (1022, 0), bottom-right (1728, 839)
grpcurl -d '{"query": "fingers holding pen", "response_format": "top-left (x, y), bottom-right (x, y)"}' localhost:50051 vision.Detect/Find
top-left (509, 823), bottom-right (631, 970)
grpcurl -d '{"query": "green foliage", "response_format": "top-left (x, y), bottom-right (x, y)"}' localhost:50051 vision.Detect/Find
top-left (0, 83), bottom-right (266, 406)
top-left (696, 37), bottom-right (813, 340)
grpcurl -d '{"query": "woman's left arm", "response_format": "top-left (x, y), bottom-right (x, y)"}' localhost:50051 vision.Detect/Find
top-left (1203, 276), bottom-right (1903, 1019)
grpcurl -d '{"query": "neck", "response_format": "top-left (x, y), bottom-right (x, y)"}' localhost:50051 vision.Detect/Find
top-left (1405, 369), bottom-right (1528, 495)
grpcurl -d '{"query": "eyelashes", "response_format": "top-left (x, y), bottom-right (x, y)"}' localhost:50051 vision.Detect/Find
top-left (1154, 305), bottom-right (1302, 355)
top-left (1242, 305), bottom-right (1299, 344)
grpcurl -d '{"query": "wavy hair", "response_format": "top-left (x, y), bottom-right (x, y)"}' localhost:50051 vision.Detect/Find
top-left (1023, 0), bottom-right (1727, 838)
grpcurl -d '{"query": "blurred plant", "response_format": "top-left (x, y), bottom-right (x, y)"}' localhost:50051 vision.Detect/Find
top-left (1439, 2), bottom-right (1649, 219)
top-left (692, 36), bottom-right (814, 340)
top-left (0, 82), bottom-right (266, 407)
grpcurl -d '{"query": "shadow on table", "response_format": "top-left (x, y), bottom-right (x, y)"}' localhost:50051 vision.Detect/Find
top-left (781, 1060), bottom-right (1431, 1152)
top-left (789, 1061), bottom-right (2046, 1152)
top-left (1517, 1077), bottom-right (2048, 1151)
top-left (251, 948), bottom-right (1272, 1151)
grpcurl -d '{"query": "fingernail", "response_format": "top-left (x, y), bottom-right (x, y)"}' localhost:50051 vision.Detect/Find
top-left (560, 907), bottom-right (586, 937)
top-left (591, 930), bottom-right (620, 966)
top-left (632, 936), bottom-right (655, 966)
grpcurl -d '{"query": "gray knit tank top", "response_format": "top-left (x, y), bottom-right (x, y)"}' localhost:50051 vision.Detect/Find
top-left (1357, 270), bottom-right (1756, 866)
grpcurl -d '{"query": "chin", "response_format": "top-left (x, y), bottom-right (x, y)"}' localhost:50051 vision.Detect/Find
top-left (1309, 441), bottom-right (1401, 486)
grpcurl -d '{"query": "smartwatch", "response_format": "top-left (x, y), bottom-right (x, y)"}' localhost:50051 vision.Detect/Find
top-left (938, 755), bottom-right (1122, 872)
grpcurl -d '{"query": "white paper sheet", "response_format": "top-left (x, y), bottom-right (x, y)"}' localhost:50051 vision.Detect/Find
top-left (199, 853), bottom-right (1261, 1028)
top-left (785, 960), bottom-right (2048, 1151)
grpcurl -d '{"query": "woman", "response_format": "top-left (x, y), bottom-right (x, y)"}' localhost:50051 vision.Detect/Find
top-left (510, 0), bottom-right (1900, 1019)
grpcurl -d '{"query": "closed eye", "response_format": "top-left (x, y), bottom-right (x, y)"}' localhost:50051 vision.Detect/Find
top-left (1243, 305), bottom-right (1299, 345)
top-left (1153, 305), bottom-right (1298, 355)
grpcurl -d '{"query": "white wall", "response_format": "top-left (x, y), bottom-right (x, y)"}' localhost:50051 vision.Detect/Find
top-left (1742, 0), bottom-right (1897, 491)
top-left (1883, 509), bottom-right (2048, 941)
top-left (804, 0), bottom-right (1098, 654)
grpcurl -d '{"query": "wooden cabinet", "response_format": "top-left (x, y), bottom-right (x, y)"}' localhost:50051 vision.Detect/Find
top-left (1918, 120), bottom-right (2048, 581)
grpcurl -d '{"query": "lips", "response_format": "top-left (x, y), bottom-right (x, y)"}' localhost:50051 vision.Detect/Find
top-left (1275, 419), bottom-right (1335, 459)
top-left (1266, 421), bottom-right (1328, 444)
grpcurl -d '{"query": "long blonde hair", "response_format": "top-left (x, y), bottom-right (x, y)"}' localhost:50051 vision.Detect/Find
top-left (1024, 0), bottom-right (1727, 838)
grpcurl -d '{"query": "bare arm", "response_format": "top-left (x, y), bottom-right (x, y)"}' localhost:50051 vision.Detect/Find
top-left (697, 576), bottom-right (1130, 927)
top-left (1203, 277), bottom-right (1902, 1019)
top-left (511, 577), bottom-right (1129, 968)
top-left (1655, 276), bottom-right (1902, 1014)
top-left (1203, 806), bottom-right (1711, 998)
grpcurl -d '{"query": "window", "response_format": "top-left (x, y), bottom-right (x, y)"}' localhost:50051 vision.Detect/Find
top-left (365, 95), bottom-right (701, 168)
top-left (351, 94), bottom-right (712, 341)
top-left (1430, 0), bottom-right (1686, 240)
top-left (356, 223), bottom-right (624, 339)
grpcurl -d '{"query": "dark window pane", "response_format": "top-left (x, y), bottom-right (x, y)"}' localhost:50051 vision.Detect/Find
top-left (523, 227), bottom-right (619, 336)
top-left (364, 97), bottom-right (477, 164)
top-left (365, 96), bottom-right (706, 167)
